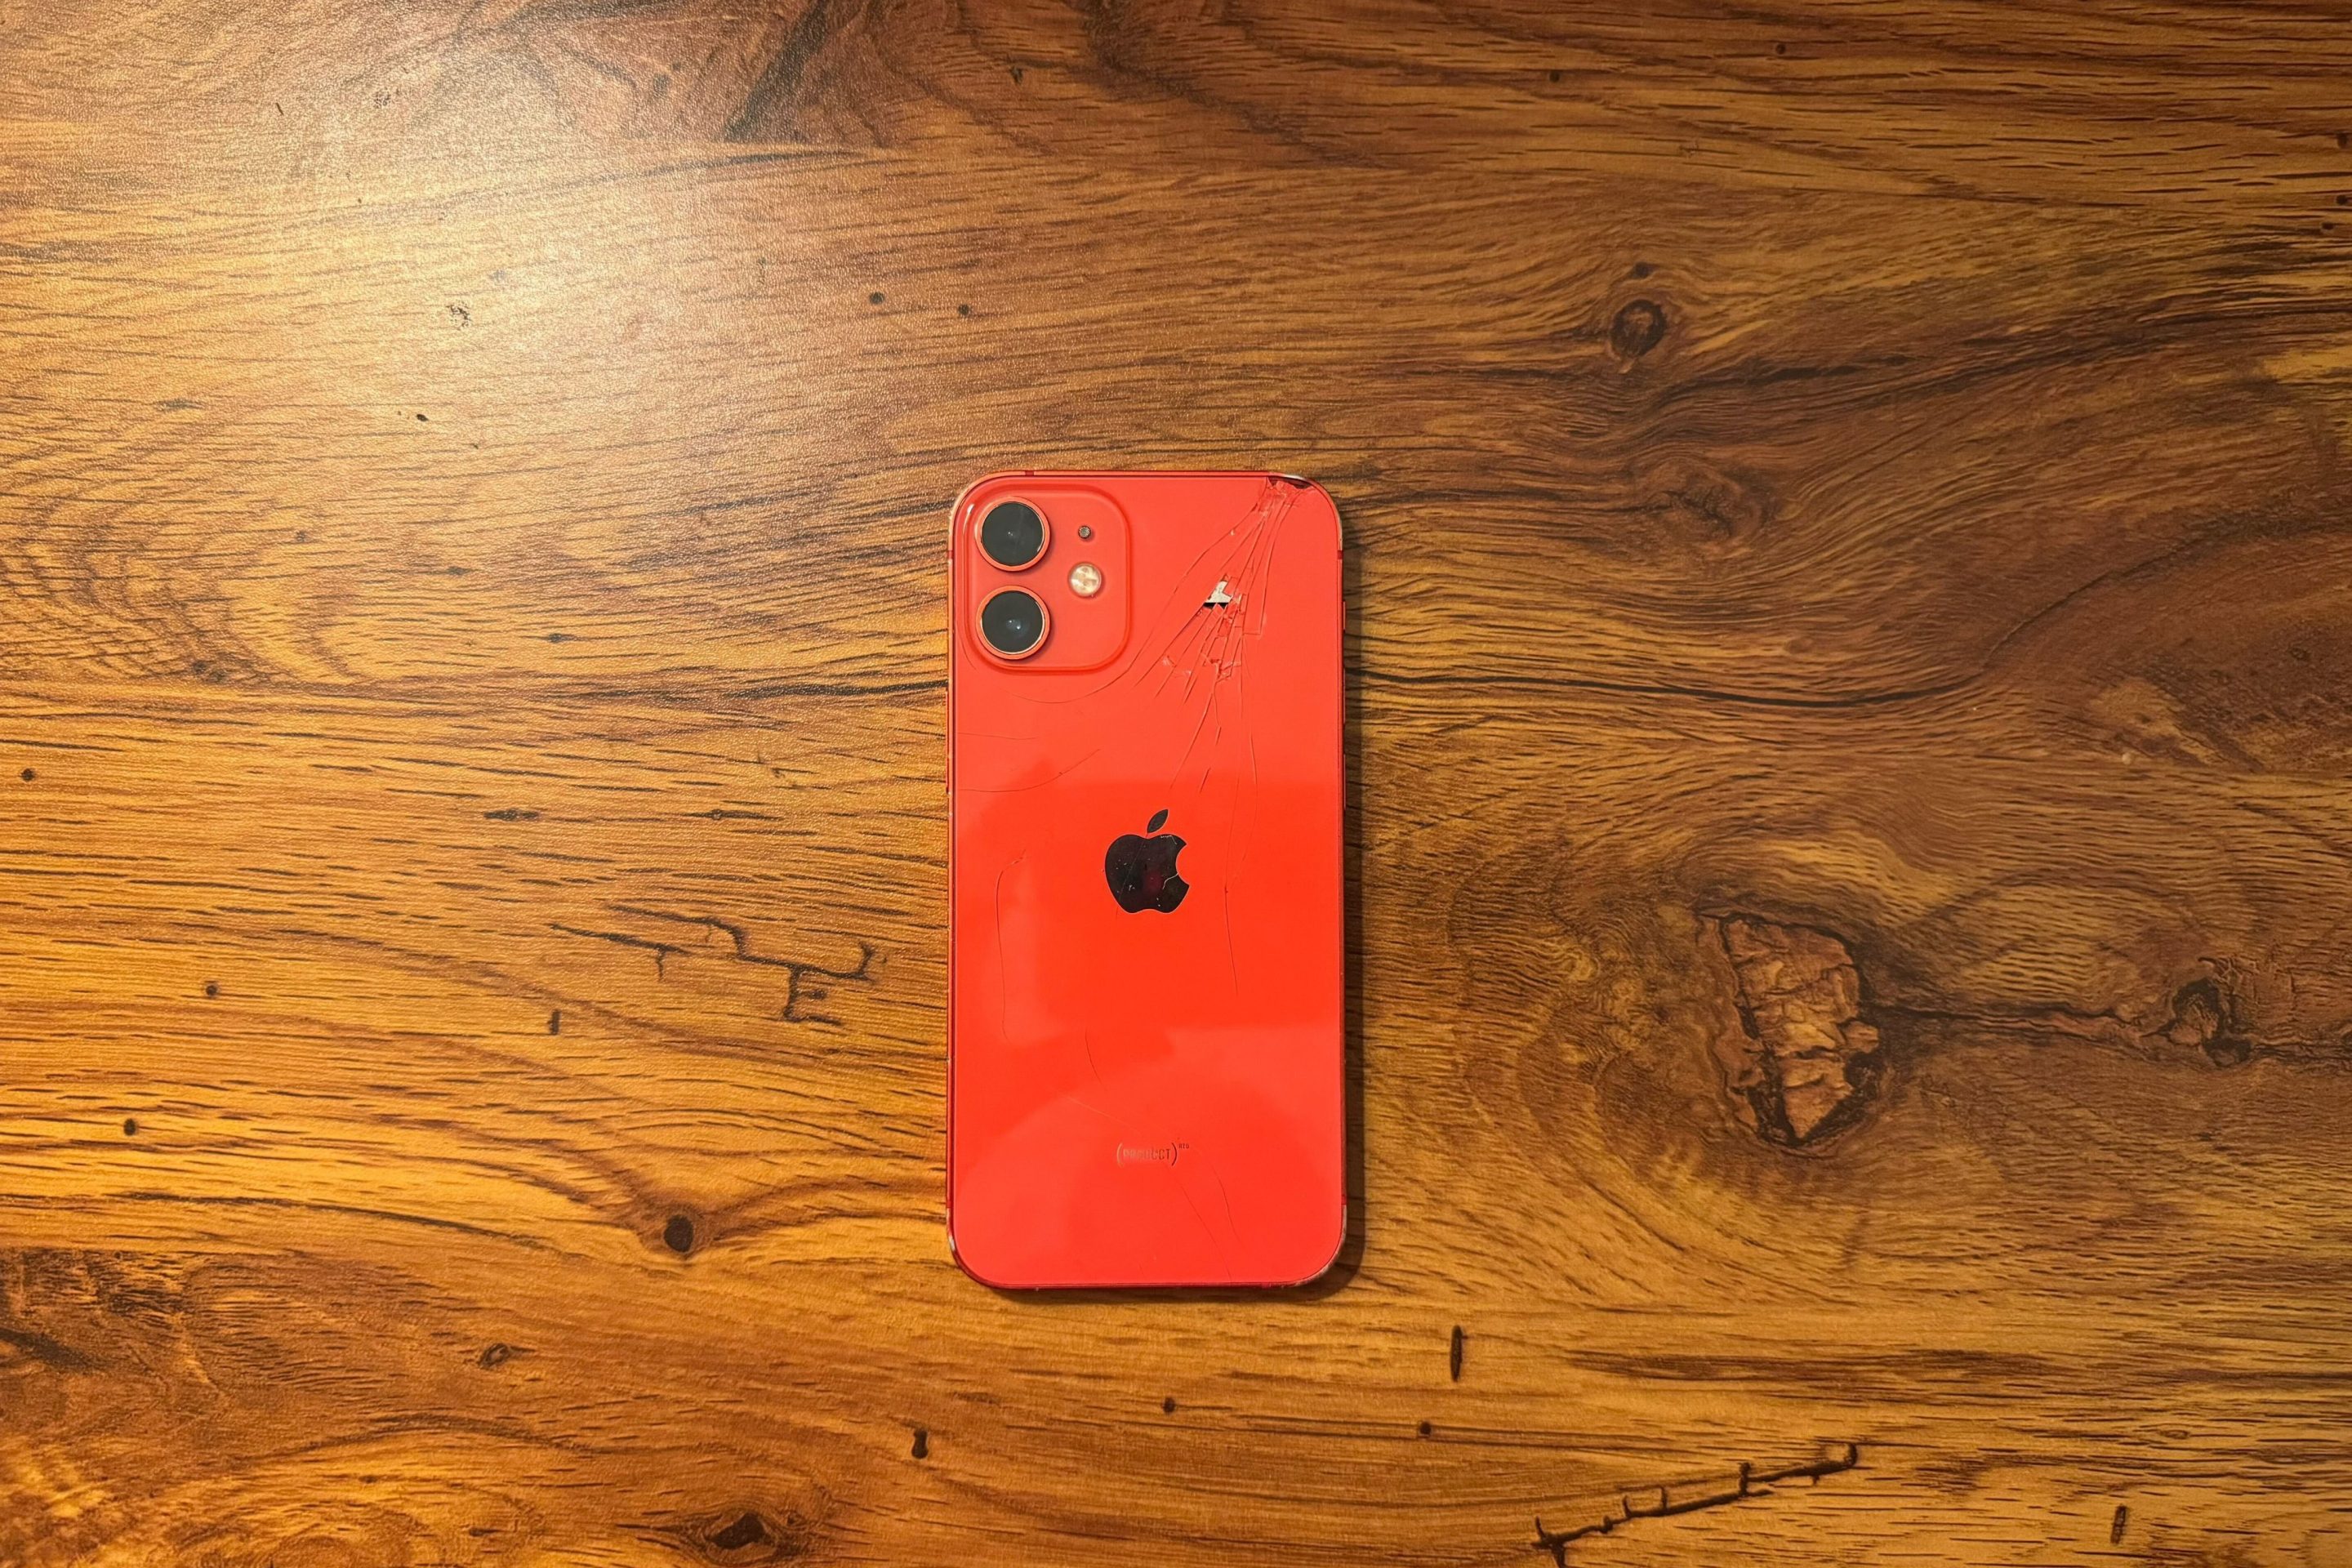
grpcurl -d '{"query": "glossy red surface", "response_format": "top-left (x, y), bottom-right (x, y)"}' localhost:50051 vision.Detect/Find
top-left (947, 472), bottom-right (1346, 1289)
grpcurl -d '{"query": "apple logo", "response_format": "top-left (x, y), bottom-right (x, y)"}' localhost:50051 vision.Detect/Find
top-left (1104, 808), bottom-right (1188, 914)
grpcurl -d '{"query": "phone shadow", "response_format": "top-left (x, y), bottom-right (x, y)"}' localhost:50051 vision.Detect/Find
top-left (991, 500), bottom-right (1369, 1306)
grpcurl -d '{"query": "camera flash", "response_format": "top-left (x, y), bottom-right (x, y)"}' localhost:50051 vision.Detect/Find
top-left (1067, 562), bottom-right (1104, 598)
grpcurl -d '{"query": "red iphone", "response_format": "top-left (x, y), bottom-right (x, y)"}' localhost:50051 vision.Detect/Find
top-left (947, 471), bottom-right (1346, 1289)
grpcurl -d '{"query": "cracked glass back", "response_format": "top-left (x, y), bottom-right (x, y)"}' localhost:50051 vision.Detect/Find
top-left (947, 472), bottom-right (1346, 1289)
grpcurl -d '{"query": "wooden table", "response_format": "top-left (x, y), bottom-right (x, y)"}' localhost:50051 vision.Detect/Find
top-left (7, 5), bottom-right (2352, 1564)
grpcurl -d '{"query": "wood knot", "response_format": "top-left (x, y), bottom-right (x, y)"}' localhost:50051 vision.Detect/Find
top-left (1632, 454), bottom-right (1775, 550)
top-left (710, 1513), bottom-right (768, 1552)
top-left (1711, 916), bottom-right (1884, 1146)
top-left (1610, 298), bottom-right (1668, 359)
top-left (2164, 976), bottom-right (2248, 1065)
top-left (663, 1214), bottom-right (697, 1254)
top-left (656, 1507), bottom-right (814, 1565)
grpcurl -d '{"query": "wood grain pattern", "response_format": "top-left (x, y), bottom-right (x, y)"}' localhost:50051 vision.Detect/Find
top-left (6, 2), bottom-right (2352, 1562)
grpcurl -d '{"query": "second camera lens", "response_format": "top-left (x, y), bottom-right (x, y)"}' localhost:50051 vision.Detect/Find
top-left (979, 588), bottom-right (1049, 658)
top-left (978, 501), bottom-right (1048, 570)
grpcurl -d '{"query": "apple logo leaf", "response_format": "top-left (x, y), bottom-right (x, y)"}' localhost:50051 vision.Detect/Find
top-left (1147, 808), bottom-right (1169, 833)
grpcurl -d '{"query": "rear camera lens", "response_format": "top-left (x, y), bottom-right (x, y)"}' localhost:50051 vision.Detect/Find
top-left (978, 501), bottom-right (1048, 570)
top-left (979, 588), bottom-right (1049, 659)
